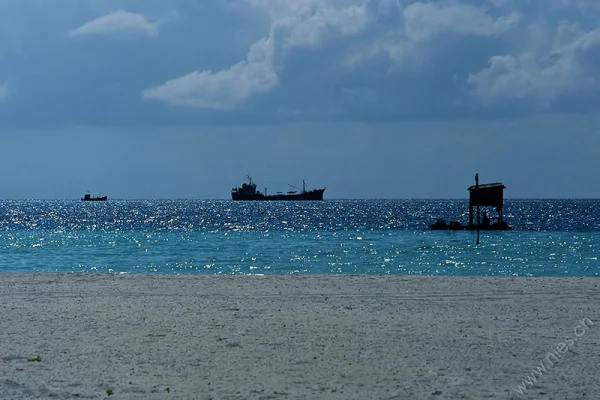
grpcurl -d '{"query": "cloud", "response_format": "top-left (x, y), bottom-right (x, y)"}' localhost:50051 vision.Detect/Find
top-left (362, 1), bottom-right (519, 71)
top-left (402, 2), bottom-right (518, 42)
top-left (0, 82), bottom-right (7, 100)
top-left (5, 0), bottom-right (600, 128)
top-left (142, 0), bottom-right (525, 112)
top-left (142, 1), bottom-right (369, 109)
top-left (468, 24), bottom-right (600, 106)
top-left (142, 38), bottom-right (278, 109)
top-left (69, 10), bottom-right (165, 39)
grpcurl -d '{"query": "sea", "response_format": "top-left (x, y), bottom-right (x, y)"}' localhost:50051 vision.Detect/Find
top-left (0, 199), bottom-right (599, 276)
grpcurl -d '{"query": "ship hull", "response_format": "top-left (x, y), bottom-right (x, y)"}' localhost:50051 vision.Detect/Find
top-left (232, 189), bottom-right (325, 201)
top-left (81, 197), bottom-right (108, 201)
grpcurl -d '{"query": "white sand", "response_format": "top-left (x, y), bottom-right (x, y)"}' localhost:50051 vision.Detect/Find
top-left (0, 274), bottom-right (598, 399)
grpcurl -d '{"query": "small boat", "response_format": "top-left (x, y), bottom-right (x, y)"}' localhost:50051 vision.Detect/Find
top-left (81, 193), bottom-right (108, 201)
top-left (430, 219), bottom-right (511, 231)
top-left (430, 173), bottom-right (511, 231)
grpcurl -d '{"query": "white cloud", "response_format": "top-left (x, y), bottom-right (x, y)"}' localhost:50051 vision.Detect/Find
top-left (0, 82), bottom-right (7, 100)
top-left (468, 53), bottom-right (576, 106)
top-left (468, 25), bottom-right (600, 106)
top-left (366, 1), bottom-right (519, 68)
top-left (142, 1), bottom-right (369, 109)
top-left (142, 38), bottom-right (278, 109)
top-left (69, 10), bottom-right (165, 39)
top-left (402, 2), bottom-right (519, 42)
top-left (272, 4), bottom-right (369, 47)
top-left (8, 0), bottom-right (596, 123)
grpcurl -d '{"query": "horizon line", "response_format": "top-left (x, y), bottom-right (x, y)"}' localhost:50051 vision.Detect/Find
top-left (0, 197), bottom-right (600, 201)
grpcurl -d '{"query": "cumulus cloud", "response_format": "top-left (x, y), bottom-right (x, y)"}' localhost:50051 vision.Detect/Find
top-left (364, 1), bottom-right (519, 69)
top-left (469, 24), bottom-right (600, 106)
top-left (0, 82), bottom-right (7, 100)
top-left (142, 1), bottom-right (369, 109)
top-left (69, 10), bottom-right (168, 39)
top-left (247, 0), bottom-right (600, 115)
top-left (6, 0), bottom-right (600, 126)
top-left (142, 38), bottom-right (278, 109)
top-left (402, 2), bottom-right (518, 42)
top-left (142, 0), bottom-right (527, 111)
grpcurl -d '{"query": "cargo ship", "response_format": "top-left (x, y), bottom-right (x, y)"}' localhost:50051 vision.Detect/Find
top-left (81, 193), bottom-right (108, 201)
top-left (231, 176), bottom-right (325, 201)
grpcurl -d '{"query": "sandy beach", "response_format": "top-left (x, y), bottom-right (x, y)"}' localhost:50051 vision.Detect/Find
top-left (0, 274), bottom-right (598, 399)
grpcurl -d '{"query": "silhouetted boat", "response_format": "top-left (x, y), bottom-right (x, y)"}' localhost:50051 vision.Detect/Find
top-left (430, 173), bottom-right (511, 231)
top-left (430, 218), bottom-right (511, 231)
top-left (231, 176), bottom-right (325, 201)
top-left (81, 193), bottom-right (108, 201)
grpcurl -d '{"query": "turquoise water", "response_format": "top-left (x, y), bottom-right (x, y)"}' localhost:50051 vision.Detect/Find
top-left (0, 199), bottom-right (599, 276)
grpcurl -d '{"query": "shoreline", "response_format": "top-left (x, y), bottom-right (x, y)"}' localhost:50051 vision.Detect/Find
top-left (1, 274), bottom-right (598, 399)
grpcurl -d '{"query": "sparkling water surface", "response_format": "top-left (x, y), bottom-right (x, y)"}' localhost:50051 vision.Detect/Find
top-left (0, 199), bottom-right (599, 276)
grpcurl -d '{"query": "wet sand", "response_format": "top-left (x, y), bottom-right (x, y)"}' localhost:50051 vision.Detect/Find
top-left (0, 274), bottom-right (599, 399)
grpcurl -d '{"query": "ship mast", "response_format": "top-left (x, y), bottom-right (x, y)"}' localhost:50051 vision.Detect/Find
top-left (288, 179), bottom-right (307, 193)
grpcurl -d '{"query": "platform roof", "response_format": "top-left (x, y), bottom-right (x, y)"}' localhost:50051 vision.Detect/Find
top-left (467, 182), bottom-right (506, 191)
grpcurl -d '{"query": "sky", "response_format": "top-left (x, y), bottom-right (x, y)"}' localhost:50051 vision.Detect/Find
top-left (1, 0), bottom-right (600, 199)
